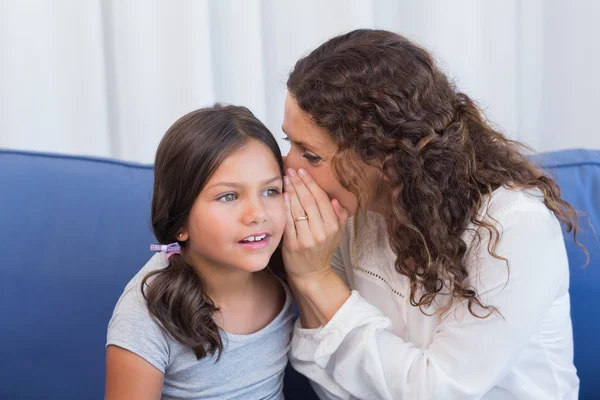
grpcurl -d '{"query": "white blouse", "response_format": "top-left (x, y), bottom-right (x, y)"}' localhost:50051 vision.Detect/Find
top-left (290, 187), bottom-right (579, 399)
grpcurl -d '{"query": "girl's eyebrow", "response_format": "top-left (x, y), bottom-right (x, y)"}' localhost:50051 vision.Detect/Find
top-left (206, 176), bottom-right (282, 190)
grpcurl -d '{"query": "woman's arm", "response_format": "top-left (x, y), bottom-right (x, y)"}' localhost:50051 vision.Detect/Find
top-left (105, 345), bottom-right (164, 400)
top-left (282, 169), bottom-right (351, 329)
top-left (293, 203), bottom-right (569, 399)
top-left (288, 270), bottom-right (351, 329)
top-left (284, 171), bottom-right (570, 399)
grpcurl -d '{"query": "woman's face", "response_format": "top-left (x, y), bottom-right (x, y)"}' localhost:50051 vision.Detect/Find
top-left (282, 93), bottom-right (379, 215)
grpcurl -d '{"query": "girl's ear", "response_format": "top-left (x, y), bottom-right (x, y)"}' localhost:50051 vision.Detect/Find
top-left (177, 230), bottom-right (189, 241)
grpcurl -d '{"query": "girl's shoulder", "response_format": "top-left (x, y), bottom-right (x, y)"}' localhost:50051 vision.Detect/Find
top-left (110, 253), bottom-right (169, 323)
top-left (106, 254), bottom-right (172, 373)
top-left (127, 253), bottom-right (169, 289)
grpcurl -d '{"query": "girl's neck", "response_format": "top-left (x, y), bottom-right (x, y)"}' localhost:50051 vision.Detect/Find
top-left (182, 251), bottom-right (262, 306)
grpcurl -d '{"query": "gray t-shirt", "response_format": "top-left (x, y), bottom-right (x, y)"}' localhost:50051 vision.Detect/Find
top-left (107, 254), bottom-right (293, 400)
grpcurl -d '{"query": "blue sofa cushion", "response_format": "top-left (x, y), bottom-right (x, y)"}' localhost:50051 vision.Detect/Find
top-left (0, 150), bottom-right (155, 399)
top-left (530, 149), bottom-right (600, 399)
top-left (1, 148), bottom-right (598, 399)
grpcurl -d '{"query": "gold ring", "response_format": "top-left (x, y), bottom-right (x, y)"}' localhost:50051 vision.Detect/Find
top-left (293, 215), bottom-right (308, 222)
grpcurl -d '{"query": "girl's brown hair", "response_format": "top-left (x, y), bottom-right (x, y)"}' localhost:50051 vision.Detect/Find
top-left (288, 29), bottom-right (584, 317)
top-left (142, 104), bottom-right (283, 359)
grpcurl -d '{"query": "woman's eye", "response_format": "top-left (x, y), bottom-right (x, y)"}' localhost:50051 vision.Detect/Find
top-left (282, 136), bottom-right (290, 142)
top-left (262, 188), bottom-right (281, 197)
top-left (303, 152), bottom-right (322, 164)
top-left (217, 193), bottom-right (238, 202)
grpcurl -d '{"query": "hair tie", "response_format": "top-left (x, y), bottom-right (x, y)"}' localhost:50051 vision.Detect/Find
top-left (150, 242), bottom-right (181, 260)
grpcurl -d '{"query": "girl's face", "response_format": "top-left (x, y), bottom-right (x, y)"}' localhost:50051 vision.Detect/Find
top-left (178, 139), bottom-right (286, 273)
top-left (282, 93), bottom-right (380, 215)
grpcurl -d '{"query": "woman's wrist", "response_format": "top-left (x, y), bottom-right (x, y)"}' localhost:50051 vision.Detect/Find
top-left (290, 287), bottom-right (321, 329)
top-left (287, 264), bottom-right (336, 290)
top-left (289, 268), bottom-right (351, 326)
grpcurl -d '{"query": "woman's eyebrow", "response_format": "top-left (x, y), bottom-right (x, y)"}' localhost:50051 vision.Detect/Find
top-left (282, 127), bottom-right (320, 152)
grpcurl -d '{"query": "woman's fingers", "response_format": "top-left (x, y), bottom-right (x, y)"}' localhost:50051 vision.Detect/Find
top-left (286, 169), bottom-right (321, 219)
top-left (284, 175), bottom-right (313, 242)
top-left (296, 168), bottom-right (339, 225)
top-left (281, 170), bottom-right (348, 284)
top-left (286, 169), bottom-right (326, 238)
top-left (283, 192), bottom-right (297, 241)
top-left (331, 198), bottom-right (349, 227)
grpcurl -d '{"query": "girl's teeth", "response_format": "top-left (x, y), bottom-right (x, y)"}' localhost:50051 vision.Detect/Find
top-left (242, 235), bottom-right (267, 243)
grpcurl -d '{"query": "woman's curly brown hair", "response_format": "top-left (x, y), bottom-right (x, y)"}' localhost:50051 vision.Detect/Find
top-left (287, 29), bottom-right (585, 317)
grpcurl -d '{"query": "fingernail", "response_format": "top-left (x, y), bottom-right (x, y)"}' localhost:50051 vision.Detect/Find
top-left (284, 176), bottom-right (291, 186)
top-left (287, 169), bottom-right (296, 177)
top-left (298, 168), bottom-right (306, 176)
top-left (283, 192), bottom-right (289, 203)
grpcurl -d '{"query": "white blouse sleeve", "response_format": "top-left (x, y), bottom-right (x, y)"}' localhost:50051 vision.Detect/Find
top-left (290, 199), bottom-right (569, 400)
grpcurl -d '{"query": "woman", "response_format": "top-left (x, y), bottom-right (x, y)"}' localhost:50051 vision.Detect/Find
top-left (280, 29), bottom-right (582, 399)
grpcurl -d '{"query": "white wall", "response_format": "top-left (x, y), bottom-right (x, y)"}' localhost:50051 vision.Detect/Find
top-left (1, 0), bottom-right (599, 163)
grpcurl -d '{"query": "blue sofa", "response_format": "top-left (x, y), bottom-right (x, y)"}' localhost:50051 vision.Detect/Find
top-left (1, 148), bottom-right (598, 399)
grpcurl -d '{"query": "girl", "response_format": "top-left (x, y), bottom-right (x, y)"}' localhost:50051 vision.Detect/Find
top-left (105, 105), bottom-right (293, 400)
top-left (281, 29), bottom-right (583, 399)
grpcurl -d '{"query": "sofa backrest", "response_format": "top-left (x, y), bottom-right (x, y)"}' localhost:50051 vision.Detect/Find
top-left (531, 149), bottom-right (600, 399)
top-left (0, 150), bottom-right (155, 399)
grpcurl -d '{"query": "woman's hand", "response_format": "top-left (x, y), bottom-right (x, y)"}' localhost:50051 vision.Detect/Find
top-left (282, 168), bottom-right (349, 283)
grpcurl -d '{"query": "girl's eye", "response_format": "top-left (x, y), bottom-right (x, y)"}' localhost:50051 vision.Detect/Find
top-left (262, 188), bottom-right (281, 197)
top-left (303, 152), bottom-right (322, 164)
top-left (282, 136), bottom-right (290, 142)
top-left (217, 193), bottom-right (238, 202)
